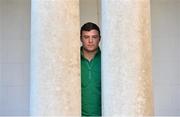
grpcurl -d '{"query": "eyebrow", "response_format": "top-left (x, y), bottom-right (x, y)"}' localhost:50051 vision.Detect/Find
top-left (83, 34), bottom-right (99, 36)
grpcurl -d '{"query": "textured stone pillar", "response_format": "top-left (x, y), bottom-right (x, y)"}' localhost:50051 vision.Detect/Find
top-left (30, 0), bottom-right (80, 116)
top-left (101, 0), bottom-right (153, 116)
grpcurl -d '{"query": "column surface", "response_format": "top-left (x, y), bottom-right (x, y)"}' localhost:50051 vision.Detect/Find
top-left (30, 0), bottom-right (80, 115)
top-left (101, 0), bottom-right (153, 116)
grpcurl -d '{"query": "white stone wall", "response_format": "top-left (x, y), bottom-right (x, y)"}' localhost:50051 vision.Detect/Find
top-left (102, 0), bottom-right (153, 116)
top-left (151, 0), bottom-right (180, 115)
top-left (0, 0), bottom-right (30, 115)
top-left (30, 0), bottom-right (81, 115)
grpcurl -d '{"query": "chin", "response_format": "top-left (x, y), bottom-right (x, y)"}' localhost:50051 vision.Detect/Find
top-left (87, 48), bottom-right (97, 52)
top-left (84, 46), bottom-right (98, 52)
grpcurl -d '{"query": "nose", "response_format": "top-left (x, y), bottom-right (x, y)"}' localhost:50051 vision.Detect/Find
top-left (88, 37), bottom-right (93, 43)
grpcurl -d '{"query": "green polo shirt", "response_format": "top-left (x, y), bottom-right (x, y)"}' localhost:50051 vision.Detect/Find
top-left (81, 47), bottom-right (101, 116)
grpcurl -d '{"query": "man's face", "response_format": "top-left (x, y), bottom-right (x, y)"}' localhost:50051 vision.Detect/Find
top-left (81, 29), bottom-right (100, 53)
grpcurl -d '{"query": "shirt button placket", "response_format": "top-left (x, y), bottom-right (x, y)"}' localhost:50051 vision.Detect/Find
top-left (87, 62), bottom-right (92, 80)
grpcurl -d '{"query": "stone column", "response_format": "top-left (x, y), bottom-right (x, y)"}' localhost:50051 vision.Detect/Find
top-left (30, 0), bottom-right (80, 116)
top-left (101, 0), bottom-right (153, 116)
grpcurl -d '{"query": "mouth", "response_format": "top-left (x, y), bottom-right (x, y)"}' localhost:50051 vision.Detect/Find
top-left (87, 45), bottom-right (94, 48)
top-left (87, 45), bottom-right (94, 46)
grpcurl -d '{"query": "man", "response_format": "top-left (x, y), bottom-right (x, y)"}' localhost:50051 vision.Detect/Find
top-left (80, 22), bottom-right (101, 116)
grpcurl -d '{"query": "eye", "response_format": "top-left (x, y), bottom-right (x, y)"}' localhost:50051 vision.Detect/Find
top-left (92, 36), bottom-right (99, 39)
top-left (83, 36), bottom-right (89, 39)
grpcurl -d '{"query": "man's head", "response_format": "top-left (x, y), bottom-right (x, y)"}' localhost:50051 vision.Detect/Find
top-left (80, 22), bottom-right (101, 53)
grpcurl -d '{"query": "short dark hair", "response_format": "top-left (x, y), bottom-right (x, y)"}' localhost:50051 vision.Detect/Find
top-left (80, 22), bottom-right (101, 37)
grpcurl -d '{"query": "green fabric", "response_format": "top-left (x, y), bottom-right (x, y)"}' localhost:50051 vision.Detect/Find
top-left (81, 47), bottom-right (101, 116)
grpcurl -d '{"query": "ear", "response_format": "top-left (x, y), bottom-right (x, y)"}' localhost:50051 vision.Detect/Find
top-left (99, 36), bottom-right (101, 41)
top-left (80, 36), bottom-right (83, 42)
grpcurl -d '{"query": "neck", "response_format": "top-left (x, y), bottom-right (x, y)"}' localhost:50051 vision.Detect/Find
top-left (82, 48), bottom-right (98, 61)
